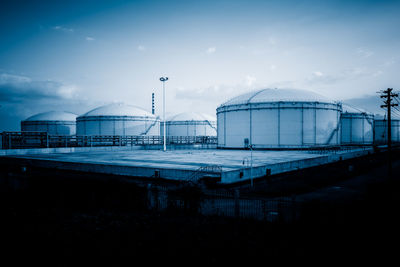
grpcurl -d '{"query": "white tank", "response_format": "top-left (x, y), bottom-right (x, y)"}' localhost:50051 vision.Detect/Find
top-left (216, 88), bottom-right (342, 149)
top-left (374, 116), bottom-right (400, 144)
top-left (21, 111), bottom-right (77, 135)
top-left (161, 112), bottom-right (217, 136)
top-left (76, 103), bottom-right (160, 136)
top-left (340, 104), bottom-right (374, 144)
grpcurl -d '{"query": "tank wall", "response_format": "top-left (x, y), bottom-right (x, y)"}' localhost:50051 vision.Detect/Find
top-left (21, 121), bottom-right (76, 135)
top-left (163, 121), bottom-right (217, 137)
top-left (252, 109), bottom-right (279, 146)
top-left (302, 108), bottom-right (316, 145)
top-left (217, 113), bottom-right (225, 146)
top-left (340, 117), bottom-right (352, 143)
top-left (76, 117), bottom-right (160, 136)
top-left (316, 109), bottom-right (339, 145)
top-left (146, 121), bottom-right (160, 136)
top-left (341, 115), bottom-right (374, 144)
top-left (280, 108), bottom-right (302, 145)
top-left (205, 122), bottom-right (217, 136)
top-left (217, 102), bottom-right (341, 148)
top-left (225, 110), bottom-right (250, 148)
top-left (374, 120), bottom-right (400, 143)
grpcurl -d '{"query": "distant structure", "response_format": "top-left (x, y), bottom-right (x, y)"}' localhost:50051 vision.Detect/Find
top-left (373, 115), bottom-right (400, 144)
top-left (21, 111), bottom-right (77, 135)
top-left (162, 112), bottom-right (217, 137)
top-left (340, 104), bottom-right (374, 144)
top-left (216, 88), bottom-right (342, 149)
top-left (152, 93), bottom-right (155, 115)
top-left (76, 103), bottom-right (160, 136)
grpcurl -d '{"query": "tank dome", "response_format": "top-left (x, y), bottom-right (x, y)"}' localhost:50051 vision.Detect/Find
top-left (79, 103), bottom-right (155, 118)
top-left (24, 111), bottom-right (77, 122)
top-left (167, 112), bottom-right (216, 122)
top-left (76, 103), bottom-right (160, 136)
top-left (21, 111), bottom-right (77, 135)
top-left (163, 112), bottom-right (217, 137)
top-left (219, 88), bottom-right (331, 108)
top-left (342, 103), bottom-right (371, 114)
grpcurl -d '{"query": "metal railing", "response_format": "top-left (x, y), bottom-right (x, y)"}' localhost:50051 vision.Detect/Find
top-left (187, 165), bottom-right (222, 184)
top-left (1, 131), bottom-right (218, 149)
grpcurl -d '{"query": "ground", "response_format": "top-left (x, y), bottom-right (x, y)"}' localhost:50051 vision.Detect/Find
top-left (1, 150), bottom-right (400, 265)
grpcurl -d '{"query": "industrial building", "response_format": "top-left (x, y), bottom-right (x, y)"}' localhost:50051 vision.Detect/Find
top-left (340, 104), bottom-right (374, 145)
top-left (21, 111), bottom-right (77, 135)
top-left (76, 103), bottom-right (160, 136)
top-left (374, 115), bottom-right (400, 144)
top-left (161, 112), bottom-right (217, 137)
top-left (217, 88), bottom-right (342, 149)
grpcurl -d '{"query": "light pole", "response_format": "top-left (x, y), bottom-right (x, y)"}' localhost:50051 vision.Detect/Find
top-left (160, 77), bottom-right (168, 151)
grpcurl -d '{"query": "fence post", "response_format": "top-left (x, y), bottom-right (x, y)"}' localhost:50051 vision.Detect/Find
top-left (234, 189), bottom-right (240, 218)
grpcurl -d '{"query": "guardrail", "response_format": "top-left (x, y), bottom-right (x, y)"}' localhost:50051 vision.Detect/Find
top-left (0, 131), bottom-right (218, 149)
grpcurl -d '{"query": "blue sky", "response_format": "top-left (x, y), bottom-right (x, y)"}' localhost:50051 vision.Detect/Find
top-left (1, 0), bottom-right (400, 130)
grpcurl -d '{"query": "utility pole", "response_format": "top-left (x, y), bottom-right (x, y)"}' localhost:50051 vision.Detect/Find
top-left (380, 88), bottom-right (398, 176)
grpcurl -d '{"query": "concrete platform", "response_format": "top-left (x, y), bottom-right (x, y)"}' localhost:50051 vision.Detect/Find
top-left (0, 147), bottom-right (374, 184)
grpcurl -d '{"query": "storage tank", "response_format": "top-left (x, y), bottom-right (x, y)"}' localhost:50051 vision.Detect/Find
top-left (161, 112), bottom-right (217, 136)
top-left (216, 88), bottom-right (342, 149)
top-left (21, 111), bottom-right (77, 135)
top-left (340, 104), bottom-right (374, 144)
top-left (373, 115), bottom-right (400, 144)
top-left (76, 103), bottom-right (160, 136)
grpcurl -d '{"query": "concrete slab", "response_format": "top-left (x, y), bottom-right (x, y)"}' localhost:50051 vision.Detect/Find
top-left (1, 148), bottom-right (374, 184)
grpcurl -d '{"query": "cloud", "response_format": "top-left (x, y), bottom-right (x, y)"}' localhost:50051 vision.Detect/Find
top-left (267, 36), bottom-right (277, 45)
top-left (270, 65), bottom-right (277, 71)
top-left (0, 73), bottom-right (94, 131)
top-left (380, 57), bottom-right (397, 68)
top-left (372, 70), bottom-right (383, 77)
top-left (313, 71), bottom-right (324, 77)
top-left (86, 36), bottom-right (95, 41)
top-left (52, 25), bottom-right (74, 33)
top-left (137, 45), bottom-right (146, 51)
top-left (175, 76), bottom-right (263, 105)
top-left (245, 75), bottom-right (256, 86)
top-left (0, 73), bottom-right (79, 103)
top-left (206, 47), bottom-right (216, 54)
top-left (344, 94), bottom-right (389, 116)
top-left (306, 67), bottom-right (381, 85)
top-left (356, 47), bottom-right (374, 58)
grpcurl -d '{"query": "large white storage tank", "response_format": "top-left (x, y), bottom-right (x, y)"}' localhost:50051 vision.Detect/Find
top-left (373, 115), bottom-right (400, 144)
top-left (162, 112), bottom-right (217, 136)
top-left (21, 111), bottom-right (77, 135)
top-left (76, 103), bottom-right (160, 136)
top-left (217, 88), bottom-right (342, 149)
top-left (340, 104), bottom-right (374, 144)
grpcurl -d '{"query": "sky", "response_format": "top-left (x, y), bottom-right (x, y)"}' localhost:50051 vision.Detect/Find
top-left (1, 0), bottom-right (400, 130)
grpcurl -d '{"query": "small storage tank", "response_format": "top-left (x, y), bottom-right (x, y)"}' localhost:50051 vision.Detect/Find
top-left (217, 88), bottom-right (342, 149)
top-left (76, 103), bottom-right (160, 136)
top-left (21, 111), bottom-right (77, 135)
top-left (340, 104), bottom-right (374, 144)
top-left (162, 112), bottom-right (217, 136)
top-left (373, 115), bottom-right (400, 144)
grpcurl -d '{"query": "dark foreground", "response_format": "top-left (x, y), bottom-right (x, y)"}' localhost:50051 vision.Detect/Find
top-left (1, 153), bottom-right (400, 265)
